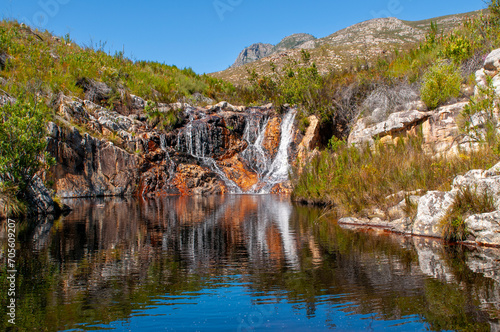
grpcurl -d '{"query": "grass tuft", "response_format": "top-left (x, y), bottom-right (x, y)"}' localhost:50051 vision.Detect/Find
top-left (440, 186), bottom-right (496, 241)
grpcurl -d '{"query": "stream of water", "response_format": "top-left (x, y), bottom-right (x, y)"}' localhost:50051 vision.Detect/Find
top-left (1, 195), bottom-right (499, 331)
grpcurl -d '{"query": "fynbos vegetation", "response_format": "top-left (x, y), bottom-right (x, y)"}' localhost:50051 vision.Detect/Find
top-left (292, 0), bottom-right (500, 218)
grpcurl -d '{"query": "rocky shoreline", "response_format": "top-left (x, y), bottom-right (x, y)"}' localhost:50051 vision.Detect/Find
top-left (338, 161), bottom-right (500, 248)
top-left (336, 48), bottom-right (500, 247)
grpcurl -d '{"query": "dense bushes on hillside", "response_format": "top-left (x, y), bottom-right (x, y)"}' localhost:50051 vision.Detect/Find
top-left (291, 0), bottom-right (500, 212)
top-left (241, 1), bottom-right (500, 143)
top-left (0, 21), bottom-right (239, 109)
top-left (0, 101), bottom-right (54, 216)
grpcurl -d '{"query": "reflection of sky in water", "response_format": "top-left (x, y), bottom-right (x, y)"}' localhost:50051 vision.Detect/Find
top-left (2, 195), bottom-right (499, 331)
top-left (88, 280), bottom-right (428, 331)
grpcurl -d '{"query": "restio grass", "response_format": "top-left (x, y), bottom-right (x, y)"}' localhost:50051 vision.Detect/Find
top-left (292, 136), bottom-right (498, 216)
top-left (440, 186), bottom-right (496, 242)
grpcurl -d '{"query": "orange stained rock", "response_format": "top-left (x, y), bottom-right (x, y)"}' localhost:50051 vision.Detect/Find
top-left (262, 116), bottom-right (282, 159)
top-left (148, 140), bottom-right (159, 152)
top-left (171, 164), bottom-right (227, 196)
top-left (269, 182), bottom-right (293, 195)
top-left (266, 224), bottom-right (284, 263)
top-left (219, 156), bottom-right (259, 192)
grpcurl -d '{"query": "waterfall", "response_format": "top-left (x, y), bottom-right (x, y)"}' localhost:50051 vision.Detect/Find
top-left (160, 134), bottom-right (176, 180)
top-left (172, 108), bottom-right (296, 195)
top-left (176, 117), bottom-right (242, 194)
top-left (244, 109), bottom-right (297, 194)
top-left (240, 112), bottom-right (270, 175)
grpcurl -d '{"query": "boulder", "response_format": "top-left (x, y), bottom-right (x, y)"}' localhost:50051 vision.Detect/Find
top-left (453, 162), bottom-right (500, 208)
top-left (421, 102), bottom-right (468, 154)
top-left (208, 101), bottom-right (246, 113)
top-left (26, 175), bottom-right (55, 215)
top-left (296, 115), bottom-right (321, 170)
top-left (75, 77), bottom-right (113, 104)
top-left (47, 124), bottom-right (140, 198)
top-left (476, 49), bottom-right (500, 96)
top-left (465, 211), bottom-right (500, 246)
top-left (475, 68), bottom-right (488, 95)
top-left (130, 94), bottom-right (146, 109)
top-left (348, 109), bottom-right (429, 146)
top-left (412, 190), bottom-right (457, 238)
top-left (484, 48), bottom-right (500, 72)
top-left (172, 164), bottom-right (226, 195)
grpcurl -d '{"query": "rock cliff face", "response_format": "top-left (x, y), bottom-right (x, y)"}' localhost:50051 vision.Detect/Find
top-left (231, 34), bottom-right (317, 68)
top-left (232, 43), bottom-right (274, 68)
top-left (46, 95), bottom-right (302, 198)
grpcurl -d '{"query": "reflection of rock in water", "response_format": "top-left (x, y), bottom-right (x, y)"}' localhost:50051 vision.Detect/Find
top-left (467, 247), bottom-right (500, 323)
top-left (413, 237), bottom-right (455, 283)
top-left (7, 195), bottom-right (500, 330)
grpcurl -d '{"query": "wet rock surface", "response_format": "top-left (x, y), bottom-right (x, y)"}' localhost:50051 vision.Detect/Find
top-left (46, 96), bottom-right (301, 198)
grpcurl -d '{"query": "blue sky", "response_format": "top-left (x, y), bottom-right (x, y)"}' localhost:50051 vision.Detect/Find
top-left (1, 0), bottom-right (487, 74)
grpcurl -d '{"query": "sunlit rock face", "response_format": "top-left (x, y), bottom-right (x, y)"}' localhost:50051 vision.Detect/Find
top-left (47, 97), bottom-right (302, 198)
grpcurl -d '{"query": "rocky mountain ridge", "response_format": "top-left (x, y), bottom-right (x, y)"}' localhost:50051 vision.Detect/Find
top-left (232, 33), bottom-right (317, 68)
top-left (215, 10), bottom-right (483, 85)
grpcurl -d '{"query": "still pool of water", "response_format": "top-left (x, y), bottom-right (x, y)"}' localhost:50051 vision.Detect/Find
top-left (1, 195), bottom-right (499, 331)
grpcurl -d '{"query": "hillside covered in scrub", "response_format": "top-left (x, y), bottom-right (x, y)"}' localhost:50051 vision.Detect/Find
top-left (212, 10), bottom-right (483, 85)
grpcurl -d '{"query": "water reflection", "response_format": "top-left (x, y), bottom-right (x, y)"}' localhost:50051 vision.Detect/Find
top-left (0, 195), bottom-right (499, 331)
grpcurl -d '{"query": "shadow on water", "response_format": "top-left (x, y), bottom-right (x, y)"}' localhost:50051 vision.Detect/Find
top-left (0, 195), bottom-right (499, 331)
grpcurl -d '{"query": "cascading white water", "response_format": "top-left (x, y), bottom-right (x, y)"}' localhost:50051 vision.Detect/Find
top-left (244, 109), bottom-right (297, 194)
top-left (160, 134), bottom-right (176, 179)
top-left (177, 117), bottom-right (242, 193)
top-left (173, 108), bottom-right (296, 194)
top-left (241, 113), bottom-right (270, 175)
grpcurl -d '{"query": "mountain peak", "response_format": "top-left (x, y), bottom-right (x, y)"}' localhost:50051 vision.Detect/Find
top-left (231, 33), bottom-right (317, 68)
top-left (231, 42), bottom-right (274, 68)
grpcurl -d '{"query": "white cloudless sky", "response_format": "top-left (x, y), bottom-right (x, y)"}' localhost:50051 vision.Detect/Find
top-left (0, 0), bottom-right (488, 73)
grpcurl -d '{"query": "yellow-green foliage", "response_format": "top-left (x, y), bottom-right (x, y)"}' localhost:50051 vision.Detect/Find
top-left (420, 61), bottom-right (462, 109)
top-left (292, 135), bottom-right (498, 214)
top-left (0, 182), bottom-right (26, 217)
top-left (460, 75), bottom-right (500, 154)
top-left (0, 21), bottom-right (236, 105)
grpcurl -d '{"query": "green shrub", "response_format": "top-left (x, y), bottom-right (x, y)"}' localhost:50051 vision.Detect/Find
top-left (144, 101), bottom-right (184, 132)
top-left (460, 75), bottom-right (500, 154)
top-left (440, 186), bottom-right (495, 242)
top-left (440, 34), bottom-right (473, 63)
top-left (0, 101), bottom-right (55, 190)
top-left (0, 182), bottom-right (26, 216)
top-left (420, 61), bottom-right (462, 109)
